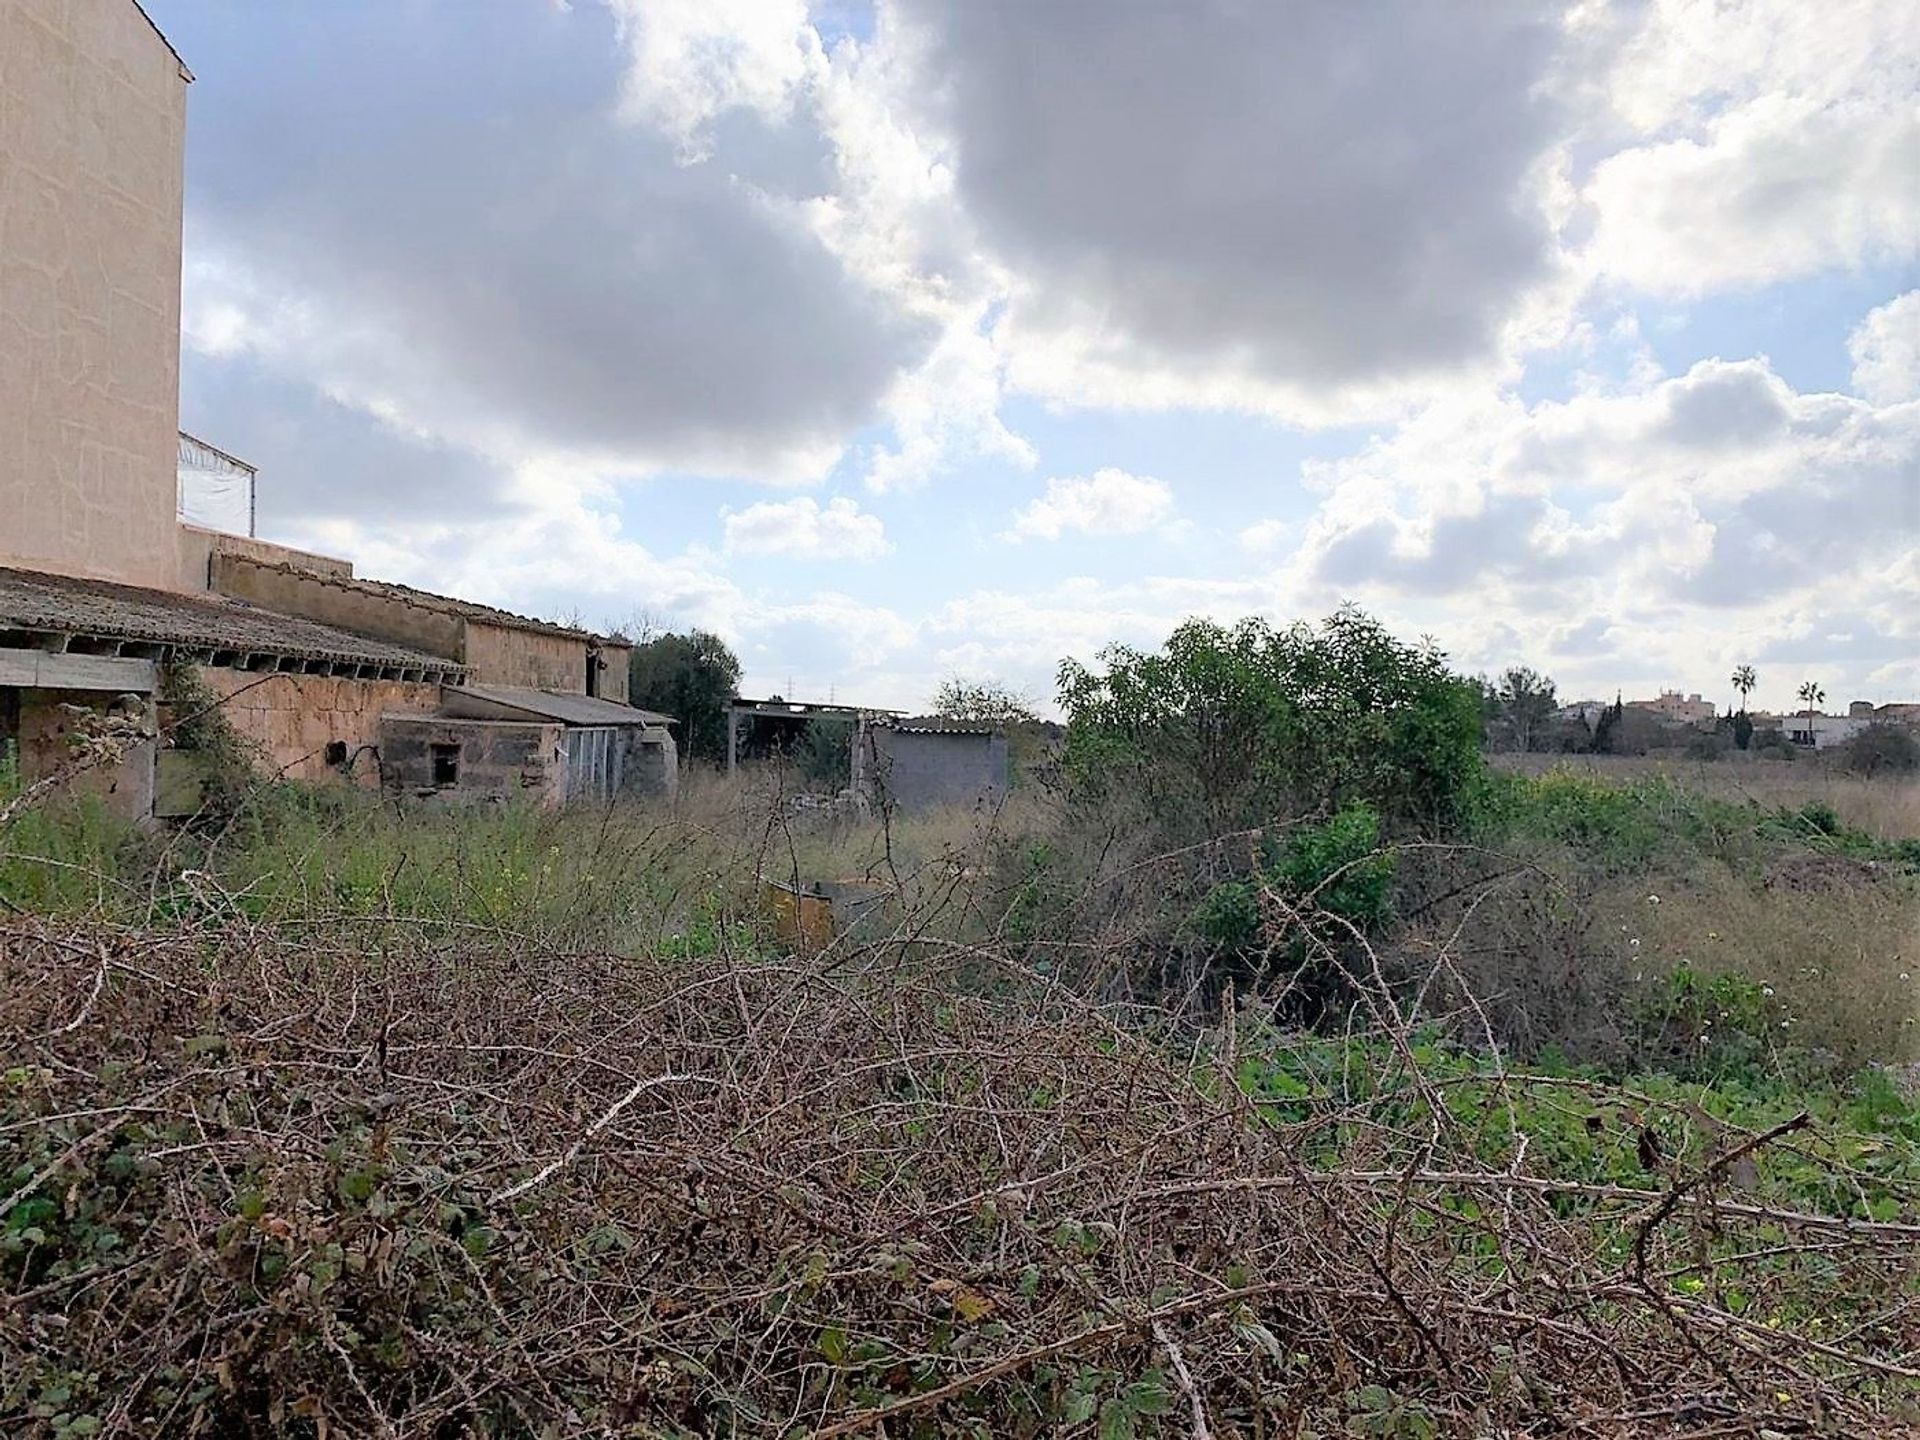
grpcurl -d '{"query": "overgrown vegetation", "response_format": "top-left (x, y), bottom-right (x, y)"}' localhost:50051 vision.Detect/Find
top-left (1059, 607), bottom-right (1483, 834)
top-left (5, 607), bottom-right (1919, 1436)
top-left (626, 627), bottom-right (742, 762)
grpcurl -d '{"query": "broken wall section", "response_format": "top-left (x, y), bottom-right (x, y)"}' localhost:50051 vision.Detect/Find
top-left (379, 715), bottom-right (564, 806)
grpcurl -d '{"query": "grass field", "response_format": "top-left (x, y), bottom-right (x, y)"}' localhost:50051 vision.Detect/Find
top-left (4, 750), bottom-right (1919, 1435)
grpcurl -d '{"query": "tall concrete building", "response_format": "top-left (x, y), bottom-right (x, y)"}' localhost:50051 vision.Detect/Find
top-left (1, 0), bottom-right (190, 590)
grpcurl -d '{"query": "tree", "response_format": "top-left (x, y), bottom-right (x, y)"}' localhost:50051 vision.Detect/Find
top-left (1795, 680), bottom-right (1826, 749)
top-left (627, 629), bottom-right (742, 764)
top-left (931, 677), bottom-right (1041, 727)
top-left (1730, 664), bottom-right (1756, 715)
top-left (1591, 693), bottom-right (1625, 754)
top-left (1058, 607), bottom-right (1484, 834)
top-left (1496, 666), bottom-right (1557, 753)
top-left (1837, 724), bottom-right (1920, 776)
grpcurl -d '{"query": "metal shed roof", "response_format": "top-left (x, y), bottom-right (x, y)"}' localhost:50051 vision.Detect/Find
top-left (443, 684), bottom-right (673, 728)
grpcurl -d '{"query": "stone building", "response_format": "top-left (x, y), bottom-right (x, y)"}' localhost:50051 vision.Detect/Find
top-left (0, 0), bottom-right (674, 817)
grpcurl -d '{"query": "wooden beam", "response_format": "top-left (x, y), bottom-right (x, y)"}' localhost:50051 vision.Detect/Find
top-left (0, 647), bottom-right (159, 692)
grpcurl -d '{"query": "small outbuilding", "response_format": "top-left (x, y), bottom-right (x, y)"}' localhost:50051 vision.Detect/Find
top-left (381, 685), bottom-right (677, 805)
top-left (864, 716), bottom-right (1008, 813)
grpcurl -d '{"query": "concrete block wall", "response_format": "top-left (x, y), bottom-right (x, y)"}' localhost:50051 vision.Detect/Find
top-left (378, 715), bottom-right (564, 805)
top-left (869, 729), bottom-right (1009, 812)
top-left (194, 667), bottom-right (441, 786)
top-left (1, 0), bottom-right (190, 590)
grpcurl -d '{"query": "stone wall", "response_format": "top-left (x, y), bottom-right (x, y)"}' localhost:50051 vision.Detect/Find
top-left (465, 620), bottom-right (591, 692)
top-left (195, 667), bottom-right (440, 786)
top-left (378, 715), bottom-right (564, 806)
top-left (629, 725), bottom-right (678, 798)
top-left (14, 686), bottom-right (155, 821)
top-left (869, 729), bottom-right (1009, 812)
top-left (1, 0), bottom-right (189, 590)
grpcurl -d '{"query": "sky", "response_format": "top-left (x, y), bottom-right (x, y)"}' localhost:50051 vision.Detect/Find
top-left (144, 0), bottom-right (1920, 715)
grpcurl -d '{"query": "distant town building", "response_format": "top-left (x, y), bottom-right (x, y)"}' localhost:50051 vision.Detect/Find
top-left (1780, 713), bottom-right (1872, 750)
top-left (1626, 691), bottom-right (1715, 727)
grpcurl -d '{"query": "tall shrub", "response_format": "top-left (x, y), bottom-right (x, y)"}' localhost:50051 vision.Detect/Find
top-left (1057, 607), bottom-right (1483, 835)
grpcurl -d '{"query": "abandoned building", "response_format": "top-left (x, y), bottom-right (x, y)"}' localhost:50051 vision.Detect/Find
top-left (724, 697), bottom-right (1008, 813)
top-left (0, 0), bottom-right (675, 817)
top-left (866, 717), bottom-right (1009, 812)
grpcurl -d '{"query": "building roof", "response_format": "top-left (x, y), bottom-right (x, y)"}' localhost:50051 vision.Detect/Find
top-left (0, 566), bottom-right (465, 676)
top-left (729, 696), bottom-right (904, 719)
top-left (881, 716), bottom-right (1003, 736)
top-left (217, 556), bottom-right (626, 646)
top-left (331, 574), bottom-right (615, 643)
top-left (446, 684), bottom-right (673, 728)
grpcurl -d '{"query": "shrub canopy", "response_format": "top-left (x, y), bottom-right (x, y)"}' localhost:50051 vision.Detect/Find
top-left (1057, 608), bottom-right (1483, 834)
top-left (627, 629), bottom-right (742, 763)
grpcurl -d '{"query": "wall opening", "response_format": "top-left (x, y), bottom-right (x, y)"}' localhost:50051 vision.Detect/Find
top-left (323, 740), bottom-right (348, 767)
top-left (430, 742), bottom-right (460, 787)
top-left (586, 650), bottom-right (601, 698)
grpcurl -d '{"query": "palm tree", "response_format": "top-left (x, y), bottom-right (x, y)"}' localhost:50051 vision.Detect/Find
top-left (1730, 665), bottom-right (1756, 715)
top-left (1796, 680), bottom-right (1826, 748)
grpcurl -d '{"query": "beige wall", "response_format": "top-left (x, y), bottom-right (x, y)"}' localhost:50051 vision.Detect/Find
top-left (1, 0), bottom-right (189, 590)
top-left (195, 668), bottom-right (441, 786)
top-left (465, 620), bottom-right (592, 692)
top-left (177, 525), bottom-right (353, 592)
top-left (597, 642), bottom-right (631, 703)
top-left (210, 554), bottom-right (467, 659)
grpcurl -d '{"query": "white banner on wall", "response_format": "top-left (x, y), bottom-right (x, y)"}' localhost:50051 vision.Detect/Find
top-left (176, 431), bottom-right (256, 536)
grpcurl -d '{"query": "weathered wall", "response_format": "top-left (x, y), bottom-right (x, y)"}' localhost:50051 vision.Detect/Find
top-left (195, 667), bottom-right (440, 786)
top-left (379, 716), bottom-right (564, 805)
top-left (1, 0), bottom-right (188, 589)
top-left (14, 686), bottom-right (155, 820)
top-left (178, 526), bottom-right (352, 592)
top-left (870, 730), bottom-right (1008, 812)
top-left (210, 555), bottom-right (465, 659)
top-left (628, 724), bottom-right (677, 798)
top-left (595, 643), bottom-right (631, 703)
top-left (465, 620), bottom-right (590, 692)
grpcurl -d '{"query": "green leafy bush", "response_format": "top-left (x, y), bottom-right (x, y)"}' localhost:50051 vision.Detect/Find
top-left (1059, 607), bottom-right (1484, 837)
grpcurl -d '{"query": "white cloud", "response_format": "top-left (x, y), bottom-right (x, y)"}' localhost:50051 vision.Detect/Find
top-left (721, 495), bottom-right (891, 560)
top-left (607, 0), bottom-right (819, 156)
top-left (1239, 518), bottom-right (1295, 554)
top-left (1850, 291), bottom-right (1920, 405)
top-left (883, 1), bottom-right (1572, 421)
top-left (1004, 469), bottom-right (1176, 542)
top-left (176, 4), bottom-right (924, 503)
top-left (1582, 0), bottom-right (1920, 296)
top-left (862, 309), bottom-right (1035, 493)
top-left (1279, 354), bottom-right (1920, 710)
